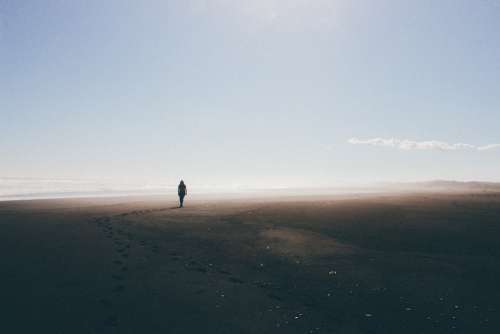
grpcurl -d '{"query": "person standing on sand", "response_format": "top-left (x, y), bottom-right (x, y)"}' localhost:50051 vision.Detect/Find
top-left (178, 180), bottom-right (187, 208)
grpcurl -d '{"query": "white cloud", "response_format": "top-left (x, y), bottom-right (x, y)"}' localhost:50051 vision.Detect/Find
top-left (348, 138), bottom-right (500, 151)
top-left (477, 144), bottom-right (500, 151)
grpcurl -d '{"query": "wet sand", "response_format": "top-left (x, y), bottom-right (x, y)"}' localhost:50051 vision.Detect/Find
top-left (1, 192), bottom-right (500, 333)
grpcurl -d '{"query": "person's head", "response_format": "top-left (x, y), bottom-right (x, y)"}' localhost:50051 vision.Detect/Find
top-left (180, 180), bottom-right (184, 185)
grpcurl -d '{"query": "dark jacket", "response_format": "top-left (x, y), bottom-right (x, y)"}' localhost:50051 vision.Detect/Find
top-left (178, 183), bottom-right (187, 196)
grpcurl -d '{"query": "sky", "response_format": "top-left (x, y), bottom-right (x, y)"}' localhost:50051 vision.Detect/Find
top-left (1, 0), bottom-right (500, 188)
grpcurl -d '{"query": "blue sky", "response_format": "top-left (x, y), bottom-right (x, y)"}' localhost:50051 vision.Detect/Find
top-left (1, 0), bottom-right (499, 187)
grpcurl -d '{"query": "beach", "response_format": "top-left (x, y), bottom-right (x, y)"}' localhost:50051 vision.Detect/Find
top-left (1, 192), bottom-right (500, 333)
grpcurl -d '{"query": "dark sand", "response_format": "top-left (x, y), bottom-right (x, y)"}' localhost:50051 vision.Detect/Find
top-left (1, 192), bottom-right (500, 333)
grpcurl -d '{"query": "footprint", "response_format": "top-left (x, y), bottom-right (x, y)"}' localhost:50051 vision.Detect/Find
top-left (267, 293), bottom-right (283, 301)
top-left (228, 277), bottom-right (245, 284)
top-left (113, 285), bottom-right (125, 293)
top-left (254, 281), bottom-right (273, 289)
top-left (99, 298), bottom-right (112, 307)
top-left (103, 315), bottom-right (118, 327)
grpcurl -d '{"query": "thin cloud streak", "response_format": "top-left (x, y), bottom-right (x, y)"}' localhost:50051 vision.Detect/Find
top-left (477, 144), bottom-right (500, 151)
top-left (348, 138), bottom-right (500, 151)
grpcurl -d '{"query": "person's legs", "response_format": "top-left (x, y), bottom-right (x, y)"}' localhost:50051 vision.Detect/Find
top-left (179, 195), bottom-right (184, 207)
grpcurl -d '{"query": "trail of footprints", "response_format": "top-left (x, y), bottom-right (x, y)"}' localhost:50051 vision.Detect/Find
top-left (91, 213), bottom-right (257, 331)
top-left (94, 215), bottom-right (148, 330)
top-left (118, 207), bottom-right (171, 218)
top-left (95, 214), bottom-right (185, 328)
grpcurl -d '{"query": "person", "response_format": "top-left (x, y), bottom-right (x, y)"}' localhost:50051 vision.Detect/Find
top-left (178, 180), bottom-right (187, 208)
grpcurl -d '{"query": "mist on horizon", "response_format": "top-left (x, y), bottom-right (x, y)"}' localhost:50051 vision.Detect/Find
top-left (2, 176), bottom-right (500, 202)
